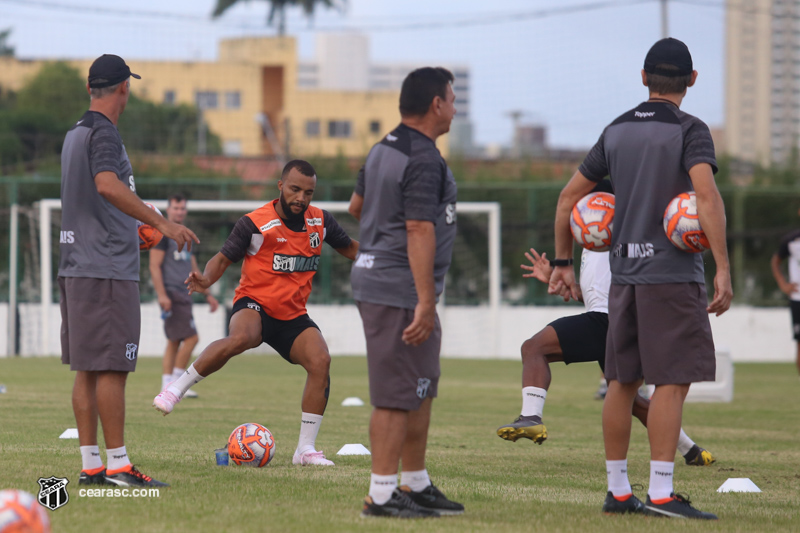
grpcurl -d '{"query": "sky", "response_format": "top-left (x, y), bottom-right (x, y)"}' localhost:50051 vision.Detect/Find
top-left (0, 0), bottom-right (727, 149)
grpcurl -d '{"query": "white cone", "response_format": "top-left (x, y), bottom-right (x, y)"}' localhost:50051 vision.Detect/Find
top-left (341, 397), bottom-right (365, 406)
top-left (59, 428), bottom-right (79, 439)
top-left (717, 478), bottom-right (761, 493)
top-left (337, 443), bottom-right (371, 455)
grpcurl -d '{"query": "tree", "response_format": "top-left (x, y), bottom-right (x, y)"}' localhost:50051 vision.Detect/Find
top-left (211, 0), bottom-right (344, 35)
top-left (0, 28), bottom-right (14, 57)
top-left (16, 62), bottom-right (87, 126)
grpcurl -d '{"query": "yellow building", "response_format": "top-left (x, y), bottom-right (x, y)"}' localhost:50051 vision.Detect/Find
top-left (0, 36), bottom-right (447, 158)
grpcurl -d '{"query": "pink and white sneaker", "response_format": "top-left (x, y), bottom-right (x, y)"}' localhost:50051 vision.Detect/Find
top-left (292, 449), bottom-right (335, 466)
top-left (153, 389), bottom-right (181, 416)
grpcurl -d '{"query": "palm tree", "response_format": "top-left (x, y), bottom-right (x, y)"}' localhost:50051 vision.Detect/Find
top-left (212, 0), bottom-right (344, 36)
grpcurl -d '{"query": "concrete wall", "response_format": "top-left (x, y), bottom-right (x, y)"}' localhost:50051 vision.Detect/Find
top-left (2, 304), bottom-right (795, 362)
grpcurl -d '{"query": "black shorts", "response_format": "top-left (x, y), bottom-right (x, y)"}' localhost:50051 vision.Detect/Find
top-left (548, 312), bottom-right (608, 373)
top-left (231, 297), bottom-right (319, 363)
top-left (790, 301), bottom-right (800, 340)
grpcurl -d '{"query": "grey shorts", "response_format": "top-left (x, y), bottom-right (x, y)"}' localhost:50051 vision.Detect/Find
top-left (59, 277), bottom-right (140, 372)
top-left (164, 290), bottom-right (197, 342)
top-left (356, 301), bottom-right (441, 411)
top-left (605, 283), bottom-right (716, 385)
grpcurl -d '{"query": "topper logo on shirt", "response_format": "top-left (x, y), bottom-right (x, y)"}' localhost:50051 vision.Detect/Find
top-left (634, 111), bottom-right (655, 118)
top-left (260, 219), bottom-right (282, 232)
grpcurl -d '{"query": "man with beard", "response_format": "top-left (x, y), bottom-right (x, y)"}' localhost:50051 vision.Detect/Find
top-left (153, 160), bottom-right (359, 466)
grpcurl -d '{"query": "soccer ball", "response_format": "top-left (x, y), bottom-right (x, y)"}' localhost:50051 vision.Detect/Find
top-left (663, 192), bottom-right (709, 253)
top-left (0, 489), bottom-right (51, 533)
top-left (227, 423), bottom-right (275, 467)
top-left (570, 192), bottom-right (614, 252)
top-left (137, 202), bottom-right (164, 251)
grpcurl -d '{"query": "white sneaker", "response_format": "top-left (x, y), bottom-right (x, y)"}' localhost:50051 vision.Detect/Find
top-left (184, 388), bottom-right (199, 399)
top-left (292, 449), bottom-right (334, 466)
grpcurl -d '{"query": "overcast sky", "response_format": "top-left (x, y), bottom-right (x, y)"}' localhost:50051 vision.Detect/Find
top-left (0, 0), bottom-right (727, 149)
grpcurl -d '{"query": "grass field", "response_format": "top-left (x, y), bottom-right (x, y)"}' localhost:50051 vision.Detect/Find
top-left (1, 355), bottom-right (799, 532)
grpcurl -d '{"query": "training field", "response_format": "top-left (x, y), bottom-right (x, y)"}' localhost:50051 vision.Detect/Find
top-left (1, 355), bottom-right (798, 532)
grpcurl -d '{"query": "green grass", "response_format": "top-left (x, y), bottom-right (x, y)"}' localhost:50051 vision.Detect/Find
top-left (1, 356), bottom-right (799, 532)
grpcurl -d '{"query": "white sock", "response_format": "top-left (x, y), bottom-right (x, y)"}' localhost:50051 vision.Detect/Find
top-left (80, 445), bottom-right (103, 471)
top-left (166, 364), bottom-right (204, 398)
top-left (106, 446), bottom-right (130, 472)
top-left (676, 429), bottom-right (695, 456)
top-left (606, 459), bottom-right (631, 497)
top-left (648, 460), bottom-right (675, 501)
top-left (369, 473), bottom-right (397, 505)
top-left (399, 469), bottom-right (430, 492)
top-left (521, 386), bottom-right (547, 417)
top-left (171, 367), bottom-right (185, 381)
top-left (296, 412), bottom-right (323, 454)
top-left (161, 374), bottom-right (172, 391)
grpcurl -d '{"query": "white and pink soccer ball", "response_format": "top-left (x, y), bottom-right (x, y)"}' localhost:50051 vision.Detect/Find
top-left (570, 192), bottom-right (614, 252)
top-left (663, 192), bottom-right (709, 253)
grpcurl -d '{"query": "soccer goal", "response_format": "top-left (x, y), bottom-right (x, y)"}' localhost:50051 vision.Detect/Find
top-left (20, 199), bottom-right (500, 358)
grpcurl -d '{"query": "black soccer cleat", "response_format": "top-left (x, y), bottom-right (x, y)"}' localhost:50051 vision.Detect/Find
top-left (361, 489), bottom-right (440, 519)
top-left (602, 491), bottom-right (647, 514)
top-left (401, 484), bottom-right (464, 515)
top-left (79, 468), bottom-right (107, 485)
top-left (104, 465), bottom-right (169, 488)
top-left (496, 415), bottom-right (547, 444)
top-left (645, 493), bottom-right (718, 520)
top-left (683, 444), bottom-right (716, 466)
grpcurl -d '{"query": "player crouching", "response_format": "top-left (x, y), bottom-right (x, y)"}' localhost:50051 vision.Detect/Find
top-left (153, 160), bottom-right (359, 466)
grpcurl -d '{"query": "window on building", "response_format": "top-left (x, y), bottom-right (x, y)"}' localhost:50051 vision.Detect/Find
top-left (195, 91), bottom-right (218, 110)
top-left (225, 91), bottom-right (241, 110)
top-left (328, 120), bottom-right (352, 138)
top-left (163, 90), bottom-right (176, 105)
top-left (369, 120), bottom-right (381, 134)
top-left (306, 120), bottom-right (321, 138)
top-left (223, 139), bottom-right (243, 156)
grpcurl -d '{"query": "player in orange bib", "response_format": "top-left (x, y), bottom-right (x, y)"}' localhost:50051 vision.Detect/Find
top-left (153, 160), bottom-right (359, 466)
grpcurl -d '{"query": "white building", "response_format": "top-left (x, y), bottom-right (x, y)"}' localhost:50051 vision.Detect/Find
top-left (299, 32), bottom-right (475, 155)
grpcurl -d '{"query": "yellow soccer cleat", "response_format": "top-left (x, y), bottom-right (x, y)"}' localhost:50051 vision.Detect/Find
top-left (684, 444), bottom-right (716, 466)
top-left (496, 416), bottom-right (547, 444)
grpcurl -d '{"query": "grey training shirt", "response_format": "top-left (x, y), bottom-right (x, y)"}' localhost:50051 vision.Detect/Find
top-left (351, 123), bottom-right (458, 309)
top-left (579, 101), bottom-right (717, 285)
top-left (154, 237), bottom-right (193, 302)
top-left (59, 111), bottom-right (139, 281)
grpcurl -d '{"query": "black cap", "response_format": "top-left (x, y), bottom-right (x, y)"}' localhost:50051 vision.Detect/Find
top-left (643, 38), bottom-right (693, 77)
top-left (88, 54), bottom-right (141, 89)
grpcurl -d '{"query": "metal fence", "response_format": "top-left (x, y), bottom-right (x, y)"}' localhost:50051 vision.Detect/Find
top-left (2, 176), bottom-right (799, 307)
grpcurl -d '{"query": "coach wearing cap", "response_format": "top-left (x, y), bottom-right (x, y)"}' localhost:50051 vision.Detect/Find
top-left (59, 54), bottom-right (198, 487)
top-left (549, 38), bottom-right (731, 519)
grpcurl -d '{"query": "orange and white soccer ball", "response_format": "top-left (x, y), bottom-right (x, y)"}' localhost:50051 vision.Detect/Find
top-left (137, 202), bottom-right (164, 251)
top-left (663, 192), bottom-right (709, 253)
top-left (0, 489), bottom-right (51, 533)
top-left (227, 423), bottom-right (276, 467)
top-left (570, 192), bottom-right (614, 252)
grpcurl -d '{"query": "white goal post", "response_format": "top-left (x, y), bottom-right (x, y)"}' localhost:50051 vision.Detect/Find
top-left (36, 199), bottom-right (501, 357)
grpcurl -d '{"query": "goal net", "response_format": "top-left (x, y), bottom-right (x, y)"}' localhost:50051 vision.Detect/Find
top-left (11, 199), bottom-right (500, 358)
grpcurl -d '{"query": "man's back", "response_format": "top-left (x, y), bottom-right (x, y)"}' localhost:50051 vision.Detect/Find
top-left (580, 101), bottom-right (716, 285)
top-left (352, 124), bottom-right (458, 309)
top-left (59, 110), bottom-right (138, 281)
